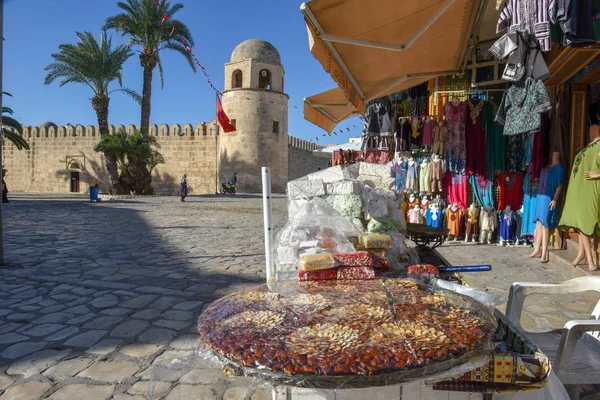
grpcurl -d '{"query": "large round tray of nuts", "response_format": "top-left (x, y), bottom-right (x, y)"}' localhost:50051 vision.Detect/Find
top-left (197, 278), bottom-right (497, 389)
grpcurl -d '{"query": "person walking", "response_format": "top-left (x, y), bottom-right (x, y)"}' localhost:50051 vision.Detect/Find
top-left (2, 179), bottom-right (8, 204)
top-left (179, 174), bottom-right (188, 202)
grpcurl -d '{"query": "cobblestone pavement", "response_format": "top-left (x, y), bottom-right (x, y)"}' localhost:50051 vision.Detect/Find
top-left (0, 194), bottom-right (595, 399)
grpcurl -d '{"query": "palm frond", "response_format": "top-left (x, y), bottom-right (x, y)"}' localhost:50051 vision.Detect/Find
top-left (1, 115), bottom-right (23, 135)
top-left (111, 87), bottom-right (142, 105)
top-left (3, 130), bottom-right (29, 150)
top-left (2, 106), bottom-right (13, 115)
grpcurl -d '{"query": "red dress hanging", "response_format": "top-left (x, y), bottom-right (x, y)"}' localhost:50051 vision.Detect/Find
top-left (465, 99), bottom-right (487, 176)
top-left (446, 172), bottom-right (468, 210)
top-left (497, 172), bottom-right (524, 211)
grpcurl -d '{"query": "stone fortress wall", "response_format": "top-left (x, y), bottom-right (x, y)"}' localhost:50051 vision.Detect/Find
top-left (2, 122), bottom-right (328, 195)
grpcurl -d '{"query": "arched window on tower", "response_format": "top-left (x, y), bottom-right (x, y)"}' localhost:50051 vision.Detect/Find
top-left (259, 69), bottom-right (271, 90)
top-left (232, 69), bottom-right (243, 88)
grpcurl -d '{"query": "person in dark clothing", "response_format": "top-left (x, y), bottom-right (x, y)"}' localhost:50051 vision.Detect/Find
top-left (179, 174), bottom-right (188, 202)
top-left (2, 179), bottom-right (8, 204)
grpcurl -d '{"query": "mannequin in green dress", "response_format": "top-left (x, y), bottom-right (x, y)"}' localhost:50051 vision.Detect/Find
top-left (558, 127), bottom-right (600, 272)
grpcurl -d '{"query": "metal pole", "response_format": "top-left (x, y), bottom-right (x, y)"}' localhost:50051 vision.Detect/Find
top-left (0, 0), bottom-right (5, 265)
top-left (214, 123), bottom-right (219, 194)
top-left (262, 167), bottom-right (275, 284)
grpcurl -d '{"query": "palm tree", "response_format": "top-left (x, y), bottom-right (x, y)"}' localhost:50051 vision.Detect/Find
top-left (2, 92), bottom-right (29, 150)
top-left (105, 0), bottom-right (196, 137)
top-left (44, 30), bottom-right (140, 194)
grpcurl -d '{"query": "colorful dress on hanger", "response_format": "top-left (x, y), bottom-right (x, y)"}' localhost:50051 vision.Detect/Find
top-left (528, 113), bottom-right (550, 181)
top-left (534, 163), bottom-right (565, 229)
top-left (524, 131), bottom-right (535, 169)
top-left (396, 120), bottom-right (411, 152)
top-left (497, 172), bottom-right (524, 211)
top-left (469, 174), bottom-right (495, 209)
top-left (465, 99), bottom-right (487, 177)
top-left (480, 208), bottom-right (498, 234)
top-left (495, 78), bottom-right (552, 136)
top-left (506, 134), bottom-right (525, 172)
top-left (446, 207), bottom-right (463, 237)
top-left (496, 0), bottom-right (554, 52)
top-left (421, 119), bottom-right (434, 147)
top-left (432, 123), bottom-right (448, 156)
top-left (499, 209), bottom-right (517, 241)
top-left (419, 163), bottom-right (431, 193)
top-left (558, 140), bottom-right (600, 237)
top-left (444, 101), bottom-right (467, 174)
top-left (484, 98), bottom-right (507, 172)
top-left (426, 207), bottom-right (443, 228)
top-left (430, 159), bottom-right (444, 193)
top-left (407, 208), bottom-right (425, 224)
top-left (466, 207), bottom-right (480, 237)
top-left (446, 172), bottom-right (468, 210)
top-left (520, 173), bottom-right (538, 236)
top-left (406, 162), bottom-right (418, 192)
top-left (403, 197), bottom-right (421, 219)
top-left (394, 162), bottom-right (407, 192)
top-left (410, 118), bottom-right (422, 148)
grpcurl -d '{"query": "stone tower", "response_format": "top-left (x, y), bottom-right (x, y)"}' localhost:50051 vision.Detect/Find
top-left (220, 39), bottom-right (289, 193)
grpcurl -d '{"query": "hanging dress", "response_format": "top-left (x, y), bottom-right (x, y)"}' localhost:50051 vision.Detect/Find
top-left (407, 208), bottom-right (425, 224)
top-left (465, 99), bottom-right (487, 177)
top-left (484, 98), bottom-right (507, 172)
top-left (559, 139), bottom-right (600, 236)
top-left (497, 172), bottom-right (524, 211)
top-left (396, 119), bottom-right (411, 152)
top-left (426, 207), bottom-right (443, 228)
top-left (403, 197), bottom-right (421, 219)
top-left (446, 172), bottom-right (468, 210)
top-left (506, 134), bottom-right (525, 172)
top-left (394, 162), bottom-right (407, 192)
top-left (444, 101), bottom-right (467, 174)
top-left (480, 208), bottom-right (498, 233)
top-left (528, 113), bottom-right (550, 181)
top-left (470, 174), bottom-right (495, 209)
top-left (520, 173), bottom-right (538, 236)
top-left (446, 207), bottom-right (463, 237)
top-left (499, 210), bottom-right (517, 241)
top-left (406, 162), bottom-right (419, 191)
top-left (421, 119), bottom-right (434, 147)
top-left (534, 163), bottom-right (565, 229)
top-left (419, 163), bottom-right (431, 193)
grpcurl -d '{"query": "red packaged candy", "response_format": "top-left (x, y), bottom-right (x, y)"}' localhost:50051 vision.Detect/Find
top-left (298, 268), bottom-right (337, 281)
top-left (336, 266), bottom-right (375, 280)
top-left (406, 264), bottom-right (440, 276)
top-left (334, 251), bottom-right (372, 267)
top-left (372, 255), bottom-right (390, 270)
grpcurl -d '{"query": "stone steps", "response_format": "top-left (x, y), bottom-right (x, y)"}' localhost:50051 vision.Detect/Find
top-left (548, 238), bottom-right (600, 277)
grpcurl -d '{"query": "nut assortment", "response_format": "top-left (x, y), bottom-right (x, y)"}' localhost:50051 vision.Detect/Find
top-left (407, 264), bottom-right (440, 276)
top-left (198, 280), bottom-right (495, 381)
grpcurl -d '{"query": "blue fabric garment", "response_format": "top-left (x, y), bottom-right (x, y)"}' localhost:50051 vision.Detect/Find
top-left (394, 162), bottom-right (407, 192)
top-left (534, 163), bottom-right (565, 229)
top-left (499, 210), bottom-right (517, 241)
top-left (520, 174), bottom-right (538, 236)
top-left (523, 131), bottom-right (535, 170)
top-left (469, 174), bottom-right (495, 209)
top-left (426, 207), bottom-right (443, 228)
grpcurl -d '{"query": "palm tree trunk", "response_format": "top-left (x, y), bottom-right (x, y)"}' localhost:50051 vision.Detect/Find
top-left (137, 52), bottom-right (158, 193)
top-left (140, 64), bottom-right (153, 137)
top-left (92, 94), bottom-right (124, 195)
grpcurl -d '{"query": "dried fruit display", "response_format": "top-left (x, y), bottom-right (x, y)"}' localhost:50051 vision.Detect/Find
top-left (336, 266), bottom-right (375, 280)
top-left (334, 251), bottom-right (372, 267)
top-left (407, 264), bottom-right (440, 276)
top-left (197, 280), bottom-right (496, 387)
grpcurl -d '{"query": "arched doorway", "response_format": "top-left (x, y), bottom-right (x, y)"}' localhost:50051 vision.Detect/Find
top-left (68, 161), bottom-right (81, 193)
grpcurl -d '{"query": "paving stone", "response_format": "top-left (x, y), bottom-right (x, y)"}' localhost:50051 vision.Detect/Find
top-left (100, 307), bottom-right (131, 316)
top-left (120, 343), bottom-right (161, 359)
top-left (6, 349), bottom-right (71, 377)
top-left (83, 316), bottom-right (124, 330)
top-left (173, 301), bottom-right (204, 311)
top-left (0, 381), bottom-right (51, 400)
top-left (0, 375), bottom-right (13, 392)
top-left (1, 341), bottom-right (46, 359)
top-left (89, 295), bottom-right (119, 309)
top-left (136, 365), bottom-right (185, 382)
top-left (169, 335), bottom-right (202, 350)
top-left (131, 309), bottom-right (161, 320)
top-left (23, 323), bottom-right (66, 337)
top-left (119, 295), bottom-right (158, 309)
top-left (223, 387), bottom-right (273, 400)
top-left (85, 338), bottom-right (122, 355)
top-left (6, 313), bottom-right (35, 322)
top-left (33, 312), bottom-right (73, 325)
top-left (110, 320), bottom-right (150, 338)
top-left (152, 350), bottom-right (189, 367)
top-left (127, 380), bottom-right (172, 398)
top-left (72, 287), bottom-right (97, 296)
top-left (153, 319), bottom-right (191, 330)
top-left (0, 309), bottom-right (11, 316)
top-left (0, 332), bottom-right (28, 345)
top-left (43, 357), bottom-right (94, 379)
top-left (0, 323), bottom-right (23, 334)
top-left (180, 369), bottom-right (223, 385)
top-left (63, 305), bottom-right (90, 314)
top-left (17, 305), bottom-right (41, 312)
top-left (47, 384), bottom-right (115, 400)
top-left (67, 313), bottom-right (97, 326)
top-left (78, 360), bottom-right (139, 383)
top-left (166, 385), bottom-right (218, 400)
top-left (46, 326), bottom-right (80, 341)
top-left (64, 330), bottom-right (107, 347)
top-left (137, 328), bottom-right (177, 344)
top-left (112, 394), bottom-right (146, 400)
top-left (39, 305), bottom-right (66, 314)
top-left (149, 296), bottom-right (179, 310)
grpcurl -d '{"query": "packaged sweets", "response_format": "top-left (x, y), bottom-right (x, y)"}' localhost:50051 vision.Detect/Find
top-left (298, 253), bottom-right (335, 271)
top-left (298, 268), bottom-right (337, 281)
top-left (322, 237), bottom-right (337, 249)
top-left (334, 252), bottom-right (372, 267)
top-left (372, 255), bottom-right (390, 270)
top-left (336, 266), bottom-right (375, 280)
top-left (358, 233), bottom-right (394, 249)
top-left (406, 264), bottom-right (440, 276)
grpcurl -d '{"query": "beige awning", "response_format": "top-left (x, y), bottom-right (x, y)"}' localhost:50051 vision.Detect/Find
top-left (301, 0), bottom-right (484, 115)
top-left (303, 88), bottom-right (360, 133)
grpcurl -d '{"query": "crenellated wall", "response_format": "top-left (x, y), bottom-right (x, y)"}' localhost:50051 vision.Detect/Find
top-left (3, 122), bottom-right (327, 195)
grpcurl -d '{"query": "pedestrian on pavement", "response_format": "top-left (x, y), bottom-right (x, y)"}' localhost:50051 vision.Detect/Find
top-left (2, 179), bottom-right (8, 204)
top-left (180, 174), bottom-right (188, 202)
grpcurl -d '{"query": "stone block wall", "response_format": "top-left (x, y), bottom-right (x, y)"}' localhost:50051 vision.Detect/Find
top-left (287, 137), bottom-right (330, 181)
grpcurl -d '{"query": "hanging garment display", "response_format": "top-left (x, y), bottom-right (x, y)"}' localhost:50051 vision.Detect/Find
top-left (480, 207), bottom-right (498, 243)
top-left (419, 162), bottom-right (431, 193)
top-left (406, 162), bottom-right (419, 192)
top-left (549, 88), bottom-right (569, 158)
top-left (496, 0), bottom-right (555, 52)
top-left (557, 0), bottom-right (597, 47)
top-left (558, 139), bottom-right (600, 237)
top-left (470, 174), bottom-right (495, 209)
top-left (396, 119), bottom-right (411, 152)
top-left (394, 162), bottom-right (407, 192)
top-left (446, 172), bottom-right (468, 210)
top-left (495, 78), bottom-right (552, 136)
top-left (432, 122), bottom-right (449, 156)
top-left (407, 207), bottom-right (425, 224)
top-left (528, 113), bottom-right (550, 181)
top-left (485, 98), bottom-right (507, 172)
top-left (426, 206), bottom-right (443, 228)
top-left (446, 207), bottom-right (463, 237)
top-left (403, 196), bottom-right (421, 219)
top-left (506, 134), bottom-right (525, 172)
top-left (366, 99), bottom-right (392, 136)
top-left (465, 206), bottom-right (480, 239)
top-left (490, 32), bottom-right (550, 82)
top-left (520, 173), bottom-right (538, 236)
top-left (444, 101), bottom-right (467, 173)
top-left (465, 98), bottom-right (487, 177)
top-left (410, 118), bottom-right (422, 148)
top-left (523, 131), bottom-right (535, 170)
top-left (421, 118), bottom-right (434, 148)
top-left (430, 158), bottom-right (444, 193)
top-left (534, 162), bottom-right (565, 229)
top-left (497, 171), bottom-right (525, 211)
top-left (499, 208), bottom-right (517, 242)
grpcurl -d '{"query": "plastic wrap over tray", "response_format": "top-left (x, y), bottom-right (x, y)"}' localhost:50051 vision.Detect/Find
top-left (197, 279), bottom-right (497, 389)
top-left (325, 181), bottom-right (363, 195)
top-left (322, 195), bottom-right (363, 218)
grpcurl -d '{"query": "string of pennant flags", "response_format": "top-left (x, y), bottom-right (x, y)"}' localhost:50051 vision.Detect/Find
top-left (155, 0), bottom-right (363, 142)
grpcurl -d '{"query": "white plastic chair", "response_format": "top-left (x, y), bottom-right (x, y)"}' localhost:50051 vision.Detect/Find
top-left (505, 276), bottom-right (600, 399)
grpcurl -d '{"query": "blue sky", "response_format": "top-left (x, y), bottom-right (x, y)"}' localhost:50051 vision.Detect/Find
top-left (3, 0), bottom-right (361, 145)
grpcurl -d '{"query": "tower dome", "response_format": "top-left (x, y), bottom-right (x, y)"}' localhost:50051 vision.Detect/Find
top-left (230, 39), bottom-right (281, 65)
